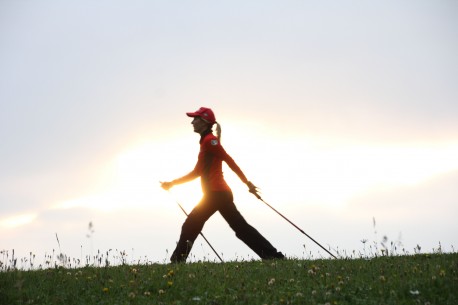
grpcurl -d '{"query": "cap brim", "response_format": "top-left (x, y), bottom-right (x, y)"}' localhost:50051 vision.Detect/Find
top-left (186, 112), bottom-right (199, 117)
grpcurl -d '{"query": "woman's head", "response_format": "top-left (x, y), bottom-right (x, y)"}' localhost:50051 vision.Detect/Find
top-left (186, 107), bottom-right (221, 140)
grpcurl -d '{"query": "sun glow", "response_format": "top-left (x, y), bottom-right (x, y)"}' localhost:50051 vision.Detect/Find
top-left (221, 122), bottom-right (458, 207)
top-left (53, 137), bottom-right (204, 212)
top-left (53, 125), bottom-right (458, 212)
top-left (0, 213), bottom-right (37, 229)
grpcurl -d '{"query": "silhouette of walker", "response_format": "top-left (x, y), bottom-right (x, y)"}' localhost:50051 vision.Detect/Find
top-left (161, 107), bottom-right (284, 263)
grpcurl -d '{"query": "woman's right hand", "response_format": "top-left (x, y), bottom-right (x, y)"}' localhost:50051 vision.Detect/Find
top-left (160, 181), bottom-right (174, 190)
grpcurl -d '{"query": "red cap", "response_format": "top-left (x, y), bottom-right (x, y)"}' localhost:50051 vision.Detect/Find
top-left (186, 107), bottom-right (216, 124)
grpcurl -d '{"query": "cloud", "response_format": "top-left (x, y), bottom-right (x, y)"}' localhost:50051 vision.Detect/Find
top-left (1, 1), bottom-right (457, 263)
top-left (349, 170), bottom-right (458, 217)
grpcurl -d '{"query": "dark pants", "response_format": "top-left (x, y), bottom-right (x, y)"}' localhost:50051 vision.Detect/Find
top-left (171, 191), bottom-right (284, 262)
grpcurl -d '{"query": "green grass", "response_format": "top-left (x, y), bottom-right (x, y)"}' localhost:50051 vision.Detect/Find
top-left (1, 253), bottom-right (457, 305)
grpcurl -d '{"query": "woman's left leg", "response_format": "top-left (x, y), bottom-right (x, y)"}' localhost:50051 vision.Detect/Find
top-left (170, 196), bottom-right (217, 262)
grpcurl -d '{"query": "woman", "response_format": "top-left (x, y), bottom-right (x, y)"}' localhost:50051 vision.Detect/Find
top-left (161, 107), bottom-right (284, 263)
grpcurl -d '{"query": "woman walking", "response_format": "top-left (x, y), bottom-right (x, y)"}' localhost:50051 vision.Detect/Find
top-left (161, 107), bottom-right (284, 263)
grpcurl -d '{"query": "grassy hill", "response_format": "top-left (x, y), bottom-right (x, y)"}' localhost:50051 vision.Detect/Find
top-left (1, 253), bottom-right (456, 305)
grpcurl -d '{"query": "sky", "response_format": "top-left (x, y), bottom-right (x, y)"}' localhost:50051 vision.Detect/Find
top-left (1, 0), bottom-right (458, 267)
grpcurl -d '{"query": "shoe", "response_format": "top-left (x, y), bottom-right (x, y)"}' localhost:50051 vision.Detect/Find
top-left (262, 251), bottom-right (285, 260)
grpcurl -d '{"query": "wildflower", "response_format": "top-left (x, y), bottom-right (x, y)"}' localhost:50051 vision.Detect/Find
top-left (167, 269), bottom-right (174, 277)
top-left (268, 278), bottom-right (275, 286)
top-left (379, 275), bottom-right (386, 282)
top-left (102, 287), bottom-right (109, 293)
top-left (167, 281), bottom-right (173, 286)
top-left (188, 273), bottom-right (196, 278)
top-left (311, 290), bottom-right (317, 296)
top-left (295, 292), bottom-right (303, 297)
top-left (409, 290), bottom-right (420, 295)
top-left (439, 270), bottom-right (446, 277)
top-left (158, 289), bottom-right (165, 295)
top-left (144, 291), bottom-right (151, 296)
top-left (307, 269), bottom-right (315, 275)
top-left (131, 268), bottom-right (138, 274)
top-left (128, 292), bottom-right (136, 298)
top-left (335, 287), bottom-right (341, 292)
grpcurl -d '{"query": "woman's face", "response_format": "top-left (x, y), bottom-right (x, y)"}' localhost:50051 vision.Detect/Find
top-left (191, 117), bottom-right (209, 134)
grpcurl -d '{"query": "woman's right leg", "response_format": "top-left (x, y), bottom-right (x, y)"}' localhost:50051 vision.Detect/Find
top-left (217, 192), bottom-right (284, 260)
top-left (170, 197), bottom-right (217, 263)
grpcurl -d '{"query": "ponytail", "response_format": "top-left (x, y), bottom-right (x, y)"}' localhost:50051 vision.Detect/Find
top-left (215, 122), bottom-right (222, 142)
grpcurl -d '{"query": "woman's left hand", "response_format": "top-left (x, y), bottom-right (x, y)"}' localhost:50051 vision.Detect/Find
top-left (247, 181), bottom-right (261, 199)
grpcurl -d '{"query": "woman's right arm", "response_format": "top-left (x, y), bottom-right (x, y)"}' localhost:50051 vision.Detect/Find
top-left (161, 163), bottom-right (201, 190)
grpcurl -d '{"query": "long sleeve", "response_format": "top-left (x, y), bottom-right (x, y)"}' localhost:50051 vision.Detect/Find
top-left (206, 139), bottom-right (248, 184)
top-left (221, 151), bottom-right (248, 184)
top-left (176, 132), bottom-right (249, 192)
top-left (172, 165), bottom-right (200, 185)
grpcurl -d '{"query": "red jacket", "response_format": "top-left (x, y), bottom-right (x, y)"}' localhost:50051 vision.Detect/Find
top-left (173, 132), bottom-right (248, 192)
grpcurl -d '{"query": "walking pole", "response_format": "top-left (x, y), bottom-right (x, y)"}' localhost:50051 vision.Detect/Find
top-left (250, 189), bottom-right (337, 259)
top-left (166, 190), bottom-right (224, 263)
